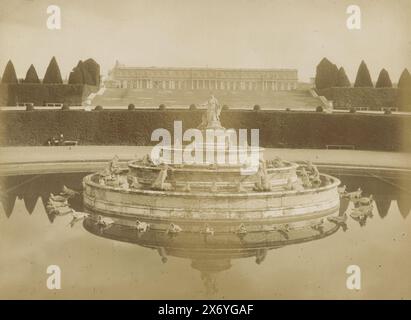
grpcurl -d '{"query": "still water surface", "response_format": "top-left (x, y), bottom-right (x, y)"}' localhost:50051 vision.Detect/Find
top-left (0, 170), bottom-right (410, 299)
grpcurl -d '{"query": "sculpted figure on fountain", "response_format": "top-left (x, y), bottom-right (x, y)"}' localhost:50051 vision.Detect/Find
top-left (151, 164), bottom-right (173, 191)
top-left (198, 95), bottom-right (223, 129)
top-left (253, 160), bottom-right (272, 192)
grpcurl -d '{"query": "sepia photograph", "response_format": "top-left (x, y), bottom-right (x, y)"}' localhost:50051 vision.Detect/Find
top-left (0, 0), bottom-right (410, 306)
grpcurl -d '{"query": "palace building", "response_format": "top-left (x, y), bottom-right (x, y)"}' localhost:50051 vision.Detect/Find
top-left (105, 61), bottom-right (298, 91)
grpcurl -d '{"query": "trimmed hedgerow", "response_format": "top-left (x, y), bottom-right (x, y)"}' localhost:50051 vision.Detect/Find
top-left (0, 84), bottom-right (98, 106)
top-left (318, 87), bottom-right (399, 110)
top-left (0, 109), bottom-right (409, 151)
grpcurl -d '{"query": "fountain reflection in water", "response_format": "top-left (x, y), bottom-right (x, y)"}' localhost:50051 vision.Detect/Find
top-left (82, 212), bottom-right (341, 295)
top-left (0, 169), bottom-right (410, 297)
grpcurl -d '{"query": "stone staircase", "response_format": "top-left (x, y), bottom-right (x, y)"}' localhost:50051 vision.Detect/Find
top-left (84, 86), bottom-right (106, 106)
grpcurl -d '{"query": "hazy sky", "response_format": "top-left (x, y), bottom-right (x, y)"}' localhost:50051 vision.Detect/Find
top-left (1, 0), bottom-right (410, 82)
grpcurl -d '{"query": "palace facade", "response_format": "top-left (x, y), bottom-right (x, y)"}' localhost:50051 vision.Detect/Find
top-left (105, 62), bottom-right (298, 91)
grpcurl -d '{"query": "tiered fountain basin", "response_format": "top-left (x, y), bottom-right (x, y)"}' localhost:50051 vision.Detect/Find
top-left (83, 163), bottom-right (340, 224)
top-left (83, 115), bottom-right (341, 224)
top-left (128, 159), bottom-right (299, 190)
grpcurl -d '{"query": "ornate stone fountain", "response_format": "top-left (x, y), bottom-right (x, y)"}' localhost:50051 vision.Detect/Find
top-left (83, 96), bottom-right (340, 228)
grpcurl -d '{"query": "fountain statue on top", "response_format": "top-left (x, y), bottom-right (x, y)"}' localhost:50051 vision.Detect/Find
top-left (198, 95), bottom-right (224, 130)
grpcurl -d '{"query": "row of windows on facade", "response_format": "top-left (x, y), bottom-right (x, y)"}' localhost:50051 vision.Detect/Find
top-left (113, 70), bottom-right (297, 80)
top-left (112, 79), bottom-right (298, 90)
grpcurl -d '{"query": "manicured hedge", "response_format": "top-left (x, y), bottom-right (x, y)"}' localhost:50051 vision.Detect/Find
top-left (0, 85), bottom-right (8, 105)
top-left (0, 109), bottom-right (410, 151)
top-left (0, 84), bottom-right (98, 106)
top-left (318, 87), bottom-right (401, 110)
top-left (398, 89), bottom-right (411, 112)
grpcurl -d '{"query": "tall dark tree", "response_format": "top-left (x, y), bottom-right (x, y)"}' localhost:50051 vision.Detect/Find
top-left (43, 56), bottom-right (63, 84)
top-left (24, 64), bottom-right (40, 83)
top-left (354, 60), bottom-right (373, 87)
top-left (398, 68), bottom-right (411, 89)
top-left (331, 64), bottom-right (339, 84)
top-left (315, 57), bottom-right (338, 90)
top-left (78, 61), bottom-right (93, 85)
top-left (83, 58), bottom-right (100, 86)
top-left (375, 68), bottom-right (392, 88)
top-left (335, 67), bottom-right (351, 87)
top-left (397, 68), bottom-right (411, 112)
top-left (68, 60), bottom-right (95, 85)
top-left (68, 66), bottom-right (84, 84)
top-left (1, 60), bottom-right (18, 83)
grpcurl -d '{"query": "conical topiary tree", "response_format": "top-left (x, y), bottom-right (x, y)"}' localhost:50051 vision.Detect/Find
top-left (24, 64), bottom-right (40, 83)
top-left (43, 56), bottom-right (63, 84)
top-left (375, 69), bottom-right (392, 88)
top-left (335, 67), bottom-right (351, 87)
top-left (315, 57), bottom-right (338, 90)
top-left (354, 60), bottom-right (373, 87)
top-left (332, 64), bottom-right (339, 85)
top-left (397, 68), bottom-right (411, 111)
top-left (398, 68), bottom-right (411, 89)
top-left (83, 58), bottom-right (100, 86)
top-left (1, 60), bottom-right (18, 83)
